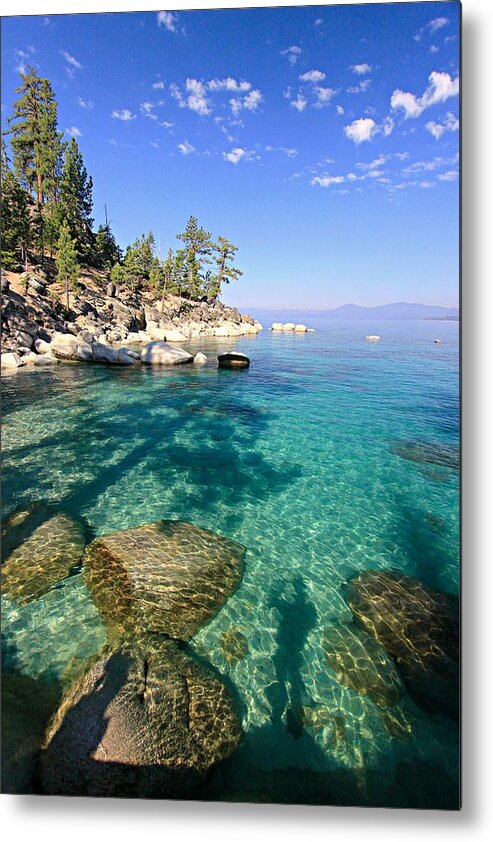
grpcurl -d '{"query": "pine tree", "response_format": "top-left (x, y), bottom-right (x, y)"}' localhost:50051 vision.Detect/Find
top-left (56, 222), bottom-right (79, 311)
top-left (94, 223), bottom-right (121, 269)
top-left (6, 66), bottom-right (64, 205)
top-left (1, 140), bottom-right (32, 270)
top-left (58, 137), bottom-right (94, 261)
top-left (209, 236), bottom-right (242, 299)
top-left (176, 216), bottom-right (213, 299)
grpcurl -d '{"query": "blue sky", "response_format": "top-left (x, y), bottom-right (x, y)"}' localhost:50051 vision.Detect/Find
top-left (1, 3), bottom-right (460, 309)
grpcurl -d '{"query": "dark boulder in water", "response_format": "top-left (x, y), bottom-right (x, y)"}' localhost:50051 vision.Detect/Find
top-left (217, 351), bottom-right (250, 369)
top-left (1, 505), bottom-right (85, 604)
top-left (84, 520), bottom-right (245, 640)
top-left (391, 440), bottom-right (459, 470)
top-left (39, 635), bottom-right (242, 798)
top-left (323, 621), bottom-right (405, 707)
top-left (345, 569), bottom-right (459, 718)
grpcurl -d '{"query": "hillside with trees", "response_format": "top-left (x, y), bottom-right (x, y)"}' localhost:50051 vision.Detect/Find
top-left (1, 67), bottom-right (243, 306)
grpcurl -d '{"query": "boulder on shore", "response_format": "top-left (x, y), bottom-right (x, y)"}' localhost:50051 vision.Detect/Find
top-left (140, 341), bottom-right (193, 366)
top-left (294, 324), bottom-right (307, 333)
top-left (271, 323), bottom-right (284, 331)
top-left (83, 519), bottom-right (245, 640)
top-left (217, 351), bottom-right (250, 369)
top-left (39, 635), bottom-right (242, 798)
top-left (283, 323), bottom-right (295, 331)
top-left (34, 354), bottom-right (58, 367)
top-left (1, 352), bottom-right (25, 369)
top-left (193, 352), bottom-right (208, 365)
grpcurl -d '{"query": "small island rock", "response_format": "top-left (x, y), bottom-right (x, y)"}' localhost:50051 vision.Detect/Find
top-left (217, 351), bottom-right (250, 369)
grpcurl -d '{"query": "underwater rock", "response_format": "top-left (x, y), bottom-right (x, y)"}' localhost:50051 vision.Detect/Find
top-left (323, 621), bottom-right (404, 707)
top-left (220, 628), bottom-right (249, 664)
top-left (345, 569), bottom-right (459, 717)
top-left (1, 507), bottom-right (86, 604)
top-left (84, 519), bottom-right (245, 640)
top-left (217, 351), bottom-right (250, 369)
top-left (1, 673), bottom-right (62, 794)
top-left (140, 341), bottom-right (193, 365)
top-left (391, 440), bottom-right (459, 470)
top-left (39, 635), bottom-right (242, 798)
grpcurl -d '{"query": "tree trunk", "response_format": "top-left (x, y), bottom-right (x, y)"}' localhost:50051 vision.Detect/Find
top-left (65, 277), bottom-right (69, 312)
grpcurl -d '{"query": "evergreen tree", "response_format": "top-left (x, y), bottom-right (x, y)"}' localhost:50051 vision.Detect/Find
top-left (58, 137), bottom-right (94, 261)
top-left (1, 140), bottom-right (32, 270)
top-left (176, 216), bottom-right (213, 299)
top-left (209, 236), bottom-right (242, 299)
top-left (56, 222), bottom-right (79, 311)
top-left (6, 66), bottom-right (64, 205)
top-left (94, 222), bottom-right (121, 269)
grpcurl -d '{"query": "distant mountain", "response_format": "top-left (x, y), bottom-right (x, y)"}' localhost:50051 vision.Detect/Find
top-left (321, 302), bottom-right (459, 320)
top-left (251, 302), bottom-right (459, 321)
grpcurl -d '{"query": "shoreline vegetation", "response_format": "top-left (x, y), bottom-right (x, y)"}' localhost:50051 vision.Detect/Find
top-left (1, 66), bottom-right (263, 371)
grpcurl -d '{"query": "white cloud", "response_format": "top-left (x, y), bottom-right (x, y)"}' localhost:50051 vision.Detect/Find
top-left (425, 111), bottom-right (459, 139)
top-left (179, 78), bottom-right (211, 116)
top-left (315, 18), bottom-right (323, 27)
top-left (150, 141), bottom-right (159, 149)
top-left (382, 116), bottom-right (394, 136)
top-left (111, 109), bottom-right (136, 121)
top-left (78, 96), bottom-right (94, 109)
top-left (336, 105), bottom-right (345, 115)
top-left (243, 89), bottom-right (263, 111)
top-left (344, 117), bottom-right (377, 144)
top-left (208, 77), bottom-right (251, 92)
top-left (140, 101), bottom-right (157, 120)
top-left (311, 175), bottom-right (345, 188)
top-left (265, 145), bottom-right (298, 158)
top-left (60, 50), bottom-right (81, 69)
top-left (391, 71), bottom-right (459, 118)
top-left (290, 94), bottom-right (307, 113)
top-left (403, 154), bottom-right (458, 175)
top-left (157, 11), bottom-right (177, 32)
top-left (356, 155), bottom-right (389, 171)
top-left (178, 140), bottom-right (195, 155)
top-left (159, 120), bottom-right (174, 129)
top-left (299, 70), bottom-right (325, 83)
top-left (224, 147), bottom-right (247, 165)
top-left (152, 80), bottom-right (165, 90)
top-left (420, 181), bottom-right (435, 189)
top-left (66, 126), bottom-right (82, 138)
top-left (281, 46), bottom-right (302, 66)
top-left (347, 79), bottom-right (371, 94)
top-left (314, 86), bottom-right (336, 107)
top-left (430, 45), bottom-right (439, 54)
top-left (415, 16), bottom-right (449, 41)
top-left (351, 63), bottom-right (372, 75)
top-left (437, 169), bottom-right (458, 181)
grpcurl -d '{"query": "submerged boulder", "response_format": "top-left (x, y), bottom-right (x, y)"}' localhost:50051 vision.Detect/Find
top-left (391, 440), bottom-right (459, 471)
top-left (39, 635), bottom-right (242, 798)
top-left (1, 507), bottom-right (85, 604)
top-left (84, 520), bottom-right (245, 640)
top-left (323, 621), bottom-right (404, 707)
top-left (217, 351), bottom-right (250, 369)
top-left (140, 341), bottom-right (193, 366)
top-left (345, 569), bottom-right (459, 717)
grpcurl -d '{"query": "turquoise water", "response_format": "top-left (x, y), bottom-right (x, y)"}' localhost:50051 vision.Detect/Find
top-left (1, 318), bottom-right (459, 807)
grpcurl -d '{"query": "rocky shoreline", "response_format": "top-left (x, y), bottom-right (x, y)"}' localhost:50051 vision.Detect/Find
top-left (1, 268), bottom-right (262, 371)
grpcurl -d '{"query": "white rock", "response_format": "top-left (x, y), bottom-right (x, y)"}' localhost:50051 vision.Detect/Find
top-left (125, 350), bottom-right (141, 360)
top-left (193, 352), bottom-right (208, 365)
top-left (23, 352), bottom-right (38, 364)
top-left (34, 338), bottom-right (53, 355)
top-left (271, 322), bottom-right (284, 331)
top-left (434, 339), bottom-right (442, 344)
top-left (307, 328), bottom-right (316, 332)
top-left (365, 335), bottom-right (381, 341)
top-left (34, 354), bottom-right (58, 366)
top-left (51, 333), bottom-right (79, 359)
top-left (283, 323), bottom-right (295, 331)
top-left (75, 342), bottom-right (93, 361)
top-left (253, 321), bottom-right (263, 332)
top-left (165, 329), bottom-right (188, 342)
top-left (138, 331), bottom-right (152, 343)
top-left (147, 325), bottom-right (168, 341)
top-left (1, 352), bottom-right (25, 369)
top-left (141, 341), bottom-right (193, 366)
top-left (294, 324), bottom-right (307, 333)
top-left (92, 342), bottom-right (133, 365)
